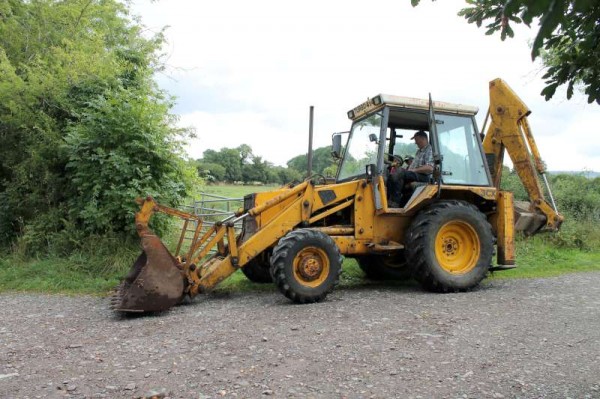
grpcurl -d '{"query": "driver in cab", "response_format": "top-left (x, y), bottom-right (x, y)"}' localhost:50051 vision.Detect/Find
top-left (387, 130), bottom-right (433, 207)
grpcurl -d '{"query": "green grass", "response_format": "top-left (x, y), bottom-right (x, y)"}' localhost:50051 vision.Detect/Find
top-left (0, 256), bottom-right (128, 295)
top-left (213, 247), bottom-right (600, 295)
top-left (0, 185), bottom-right (279, 296)
top-left (212, 258), bottom-right (383, 294)
top-left (1, 240), bottom-right (599, 296)
top-left (490, 237), bottom-right (600, 279)
top-left (0, 239), bottom-right (137, 295)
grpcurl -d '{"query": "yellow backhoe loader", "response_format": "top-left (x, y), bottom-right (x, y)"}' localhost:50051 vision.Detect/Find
top-left (111, 78), bottom-right (563, 313)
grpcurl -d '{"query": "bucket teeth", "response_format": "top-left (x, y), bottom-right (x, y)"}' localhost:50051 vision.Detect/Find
top-left (109, 282), bottom-right (132, 310)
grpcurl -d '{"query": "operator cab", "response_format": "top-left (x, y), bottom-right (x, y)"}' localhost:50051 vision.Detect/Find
top-left (333, 94), bottom-right (492, 208)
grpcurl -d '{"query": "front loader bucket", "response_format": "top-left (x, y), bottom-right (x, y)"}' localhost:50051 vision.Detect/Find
top-left (111, 234), bottom-right (185, 313)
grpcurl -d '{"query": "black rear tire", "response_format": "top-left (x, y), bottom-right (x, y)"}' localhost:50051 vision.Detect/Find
top-left (270, 229), bottom-right (342, 303)
top-left (405, 200), bottom-right (493, 292)
top-left (356, 251), bottom-right (412, 280)
top-left (241, 252), bottom-right (273, 283)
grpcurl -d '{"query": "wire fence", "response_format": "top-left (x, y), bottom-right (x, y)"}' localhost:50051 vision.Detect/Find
top-left (179, 192), bottom-right (245, 244)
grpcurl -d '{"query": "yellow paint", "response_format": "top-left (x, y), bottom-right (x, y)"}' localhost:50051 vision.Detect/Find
top-left (292, 246), bottom-right (330, 288)
top-left (482, 78), bottom-right (563, 232)
top-left (191, 255), bottom-right (237, 296)
top-left (253, 183), bottom-right (307, 227)
top-left (496, 191), bottom-right (516, 265)
top-left (435, 220), bottom-right (481, 274)
top-left (227, 225), bottom-right (238, 260)
top-left (354, 181), bottom-right (374, 239)
top-left (126, 78), bottom-right (568, 310)
top-left (310, 226), bottom-right (355, 235)
top-left (329, 236), bottom-right (372, 255)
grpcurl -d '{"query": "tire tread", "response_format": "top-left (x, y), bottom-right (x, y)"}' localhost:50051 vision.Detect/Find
top-left (270, 229), bottom-right (342, 303)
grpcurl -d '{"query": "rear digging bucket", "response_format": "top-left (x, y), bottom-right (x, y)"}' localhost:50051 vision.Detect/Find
top-left (111, 234), bottom-right (185, 313)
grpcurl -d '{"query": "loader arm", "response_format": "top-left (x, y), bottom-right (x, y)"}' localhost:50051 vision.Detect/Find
top-left (482, 78), bottom-right (564, 234)
top-left (113, 179), bottom-right (364, 312)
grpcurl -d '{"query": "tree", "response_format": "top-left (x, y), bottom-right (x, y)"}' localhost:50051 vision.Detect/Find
top-left (202, 147), bottom-right (246, 182)
top-left (287, 146), bottom-right (337, 176)
top-left (272, 166), bottom-right (303, 185)
top-left (198, 144), bottom-right (308, 185)
top-left (242, 156), bottom-right (269, 183)
top-left (237, 144), bottom-right (253, 164)
top-left (412, 1), bottom-right (600, 104)
top-left (196, 162), bottom-right (226, 182)
top-left (0, 0), bottom-right (195, 252)
top-left (64, 88), bottom-right (190, 236)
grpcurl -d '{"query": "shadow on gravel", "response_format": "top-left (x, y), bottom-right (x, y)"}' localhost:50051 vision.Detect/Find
top-left (110, 310), bottom-right (168, 321)
top-left (109, 295), bottom-right (196, 320)
top-left (108, 277), bottom-right (504, 319)
top-left (339, 278), bottom-right (421, 291)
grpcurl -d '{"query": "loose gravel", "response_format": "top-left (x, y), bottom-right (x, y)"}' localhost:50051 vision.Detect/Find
top-left (1, 272), bottom-right (600, 399)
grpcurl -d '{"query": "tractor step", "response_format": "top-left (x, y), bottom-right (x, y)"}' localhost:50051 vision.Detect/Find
top-left (367, 241), bottom-right (404, 252)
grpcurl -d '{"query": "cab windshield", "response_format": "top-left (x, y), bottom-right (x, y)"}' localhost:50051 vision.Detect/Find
top-left (337, 113), bottom-right (382, 181)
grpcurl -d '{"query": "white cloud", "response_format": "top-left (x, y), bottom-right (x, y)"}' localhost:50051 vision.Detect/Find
top-left (133, 0), bottom-right (600, 171)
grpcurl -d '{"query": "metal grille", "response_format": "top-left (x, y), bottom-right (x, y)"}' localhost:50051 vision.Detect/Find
top-left (180, 193), bottom-right (244, 244)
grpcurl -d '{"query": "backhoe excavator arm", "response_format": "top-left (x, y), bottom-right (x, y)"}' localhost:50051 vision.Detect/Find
top-left (482, 79), bottom-right (564, 235)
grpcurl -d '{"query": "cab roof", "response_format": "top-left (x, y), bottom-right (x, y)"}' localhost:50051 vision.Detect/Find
top-left (348, 94), bottom-right (479, 120)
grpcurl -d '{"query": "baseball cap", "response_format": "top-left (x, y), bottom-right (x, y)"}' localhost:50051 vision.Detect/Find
top-left (411, 130), bottom-right (428, 140)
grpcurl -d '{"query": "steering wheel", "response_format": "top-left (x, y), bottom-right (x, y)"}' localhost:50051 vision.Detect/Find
top-left (306, 173), bottom-right (328, 185)
top-left (384, 153), bottom-right (404, 165)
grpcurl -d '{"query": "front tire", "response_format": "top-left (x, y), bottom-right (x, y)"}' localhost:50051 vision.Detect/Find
top-left (405, 200), bottom-right (493, 292)
top-left (270, 229), bottom-right (342, 303)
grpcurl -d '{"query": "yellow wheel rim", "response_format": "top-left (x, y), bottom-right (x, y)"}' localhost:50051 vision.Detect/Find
top-left (435, 221), bottom-right (480, 274)
top-left (292, 246), bottom-right (330, 288)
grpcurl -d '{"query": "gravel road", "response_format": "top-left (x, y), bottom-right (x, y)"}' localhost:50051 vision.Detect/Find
top-left (1, 272), bottom-right (600, 399)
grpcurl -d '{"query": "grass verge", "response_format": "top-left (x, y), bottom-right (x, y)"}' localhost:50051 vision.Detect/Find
top-left (2, 238), bottom-right (599, 296)
top-left (1, 240), bottom-right (599, 296)
top-left (0, 257), bottom-right (125, 295)
top-left (0, 244), bottom-right (136, 295)
top-left (490, 236), bottom-right (600, 279)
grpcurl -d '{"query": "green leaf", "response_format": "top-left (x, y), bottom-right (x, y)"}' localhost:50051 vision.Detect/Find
top-left (573, 0), bottom-right (595, 12)
top-left (485, 26), bottom-right (500, 36)
top-left (532, 0), bottom-right (566, 58)
top-left (0, 0), bottom-right (197, 249)
top-left (506, 25), bottom-right (515, 38)
top-left (566, 81), bottom-right (574, 99)
top-left (508, 15), bottom-right (522, 23)
top-left (540, 82), bottom-right (558, 100)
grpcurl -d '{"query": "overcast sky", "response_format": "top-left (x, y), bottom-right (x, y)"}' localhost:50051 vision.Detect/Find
top-left (132, 0), bottom-right (600, 172)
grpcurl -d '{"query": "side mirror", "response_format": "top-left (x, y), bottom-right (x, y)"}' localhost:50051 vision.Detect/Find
top-left (368, 133), bottom-right (378, 143)
top-left (331, 134), bottom-right (342, 159)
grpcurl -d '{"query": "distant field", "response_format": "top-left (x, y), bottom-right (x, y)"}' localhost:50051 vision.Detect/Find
top-left (198, 184), bottom-right (280, 199)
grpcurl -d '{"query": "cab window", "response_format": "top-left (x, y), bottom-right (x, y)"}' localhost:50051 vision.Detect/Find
top-left (337, 113), bottom-right (382, 181)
